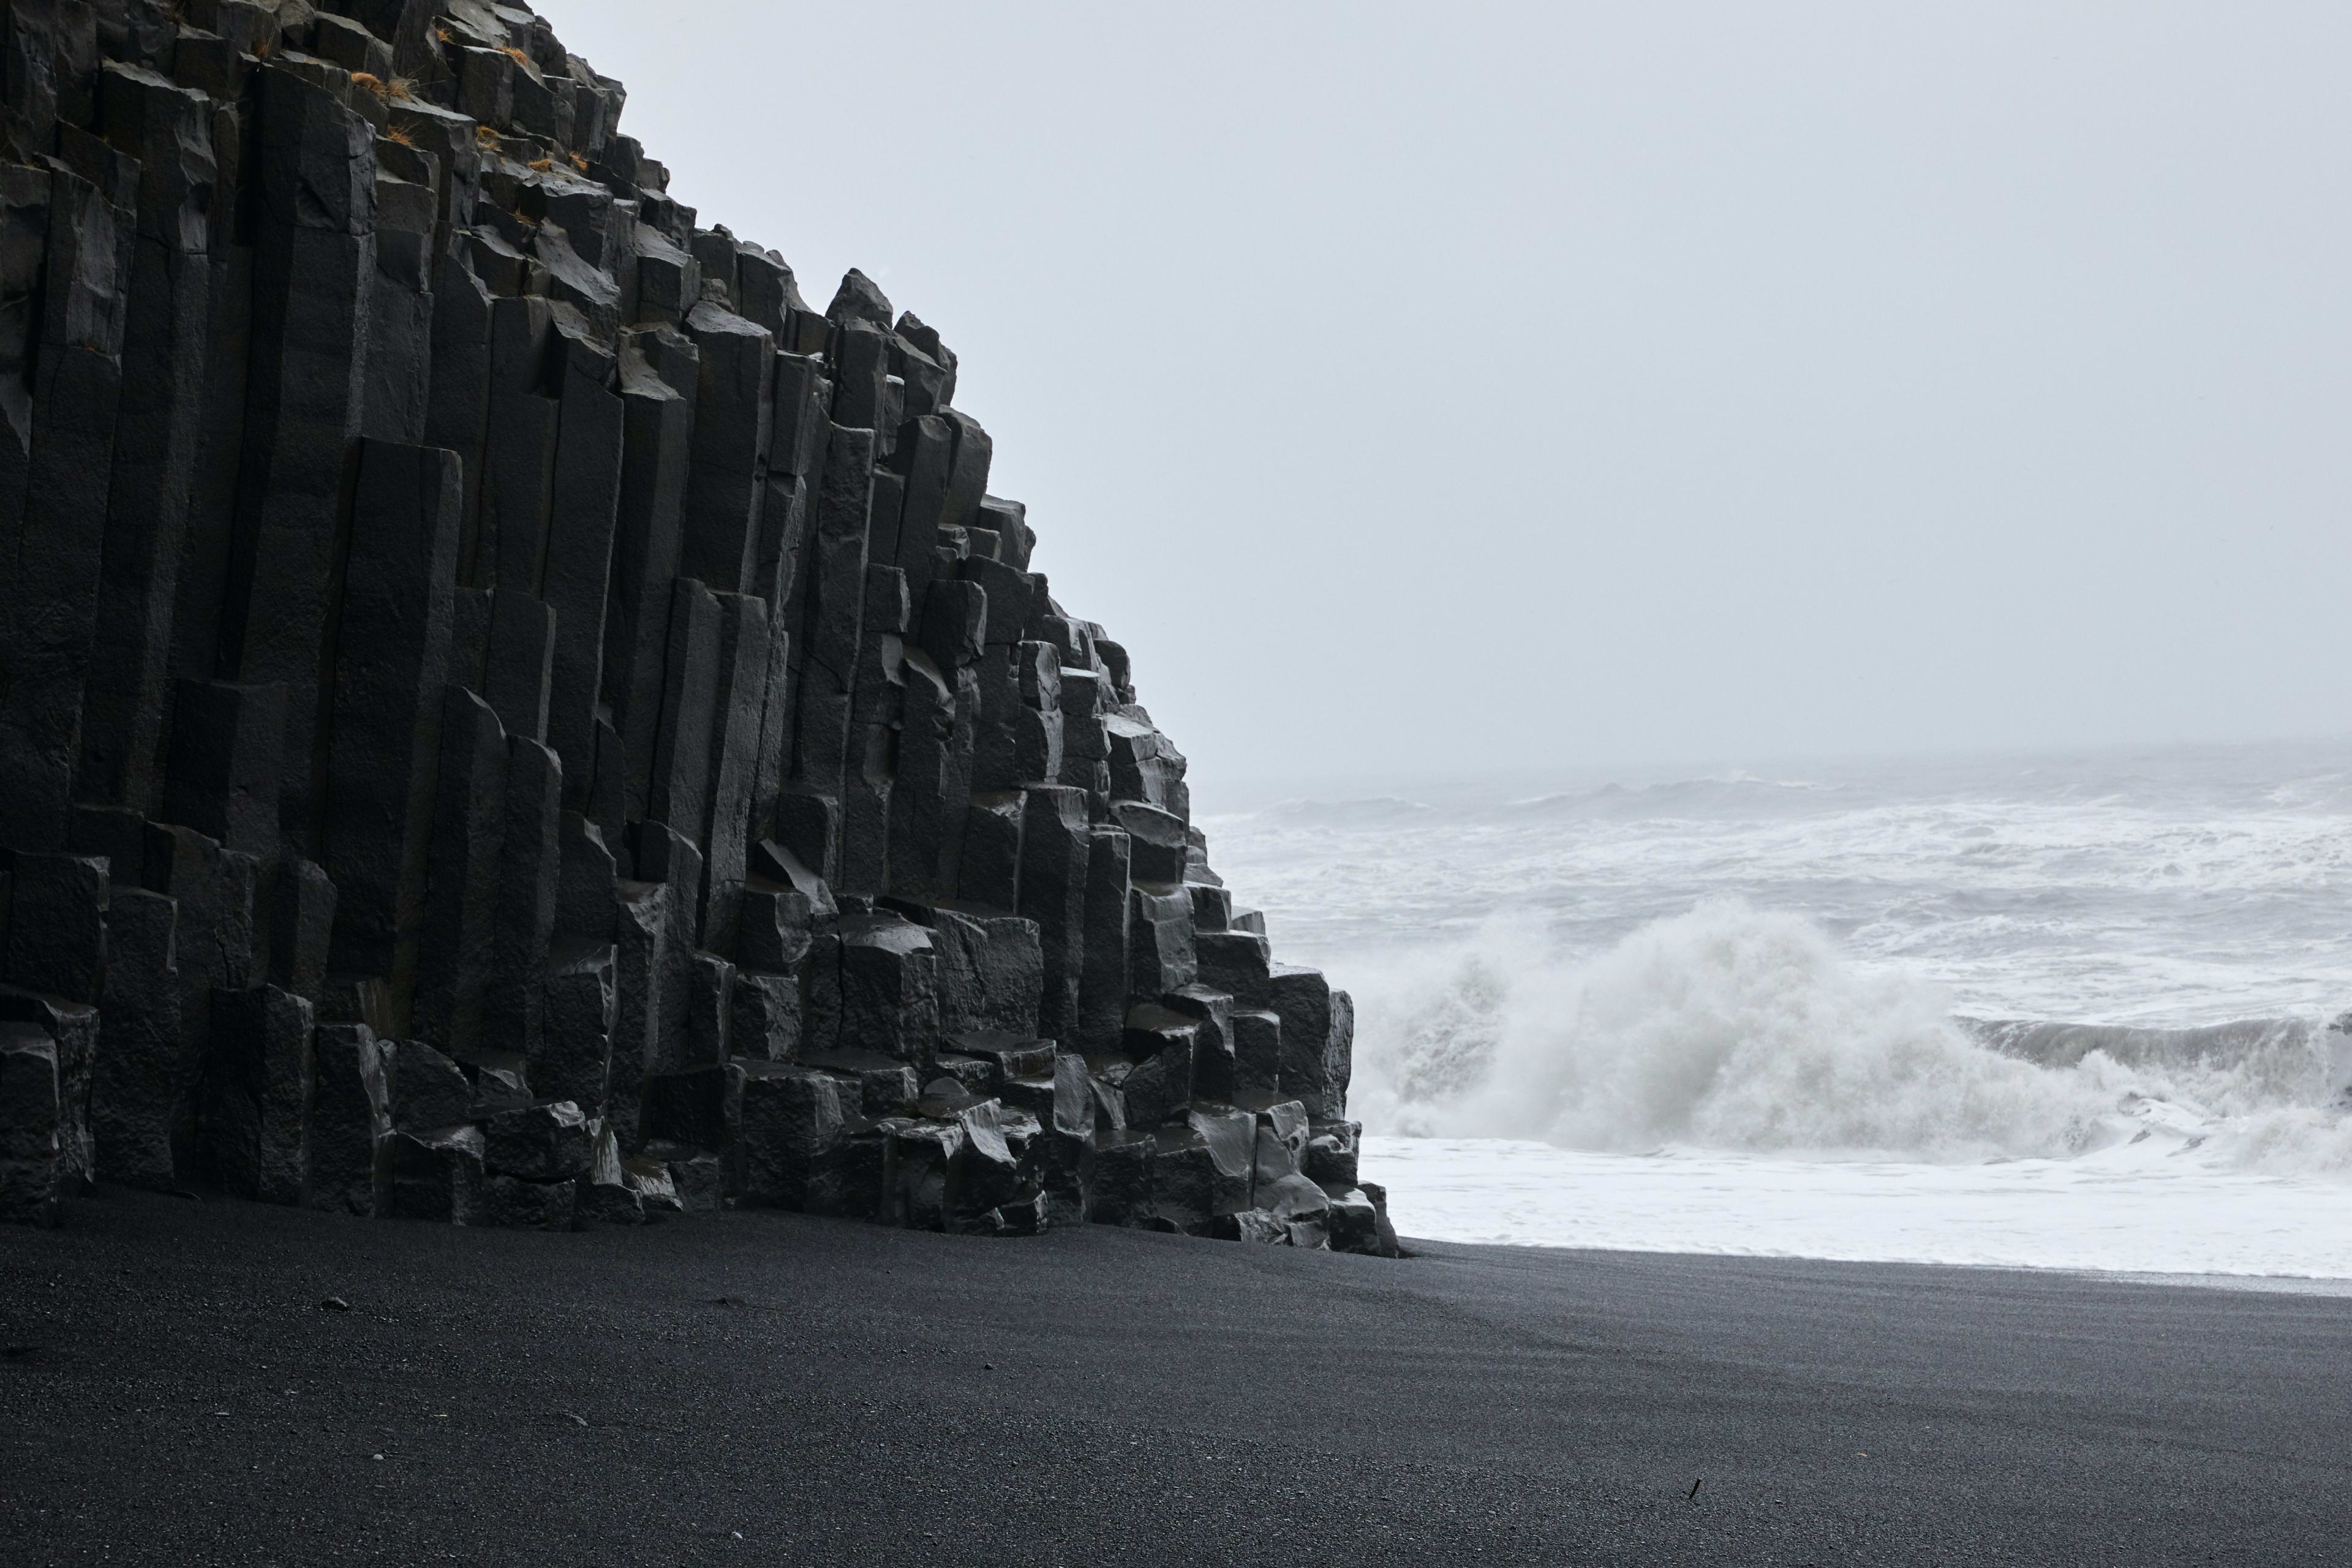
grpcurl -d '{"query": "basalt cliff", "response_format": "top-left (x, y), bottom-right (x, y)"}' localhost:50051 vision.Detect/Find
top-left (0, 0), bottom-right (1390, 1250)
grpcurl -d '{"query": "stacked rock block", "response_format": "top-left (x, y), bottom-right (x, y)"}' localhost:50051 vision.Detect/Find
top-left (0, 0), bottom-right (1392, 1254)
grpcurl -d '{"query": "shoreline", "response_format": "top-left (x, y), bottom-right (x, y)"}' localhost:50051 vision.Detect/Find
top-left (1414, 1235), bottom-right (2352, 1297)
top-left (1362, 1132), bottom-right (2352, 1280)
top-left (7, 1187), bottom-right (2351, 1565)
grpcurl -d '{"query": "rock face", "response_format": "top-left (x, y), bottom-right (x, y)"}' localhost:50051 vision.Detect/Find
top-left (0, 0), bottom-right (1390, 1256)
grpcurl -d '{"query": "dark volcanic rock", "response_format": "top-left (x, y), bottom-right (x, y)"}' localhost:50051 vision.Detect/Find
top-left (6, 851), bottom-right (110, 1002)
top-left (0, 993), bottom-right (97, 1225)
top-left (88, 887), bottom-right (178, 1190)
top-left (0, 1), bottom-right (1370, 1253)
top-left (933, 908), bottom-right (1043, 1037)
top-left (390, 1039), bottom-right (475, 1133)
top-left (308, 1022), bottom-right (390, 1216)
top-left (197, 983), bottom-right (314, 1205)
top-left (483, 1098), bottom-right (595, 1183)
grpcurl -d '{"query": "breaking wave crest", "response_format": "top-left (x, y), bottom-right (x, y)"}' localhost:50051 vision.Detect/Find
top-left (1346, 900), bottom-right (2352, 1172)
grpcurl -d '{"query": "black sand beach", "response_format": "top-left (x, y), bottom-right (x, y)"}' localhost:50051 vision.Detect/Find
top-left (5, 1190), bottom-right (2348, 1566)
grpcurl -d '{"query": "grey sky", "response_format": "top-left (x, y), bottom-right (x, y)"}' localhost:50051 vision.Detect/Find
top-left (554, 1), bottom-right (2352, 787)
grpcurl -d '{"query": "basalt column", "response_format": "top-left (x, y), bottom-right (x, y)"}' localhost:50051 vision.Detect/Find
top-left (0, 0), bottom-right (1380, 1259)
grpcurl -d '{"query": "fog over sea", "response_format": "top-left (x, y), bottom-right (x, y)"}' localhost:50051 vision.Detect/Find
top-left (1199, 739), bottom-right (2352, 1283)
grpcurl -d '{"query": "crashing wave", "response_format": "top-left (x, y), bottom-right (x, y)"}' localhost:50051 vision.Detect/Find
top-left (1344, 899), bottom-right (2352, 1174)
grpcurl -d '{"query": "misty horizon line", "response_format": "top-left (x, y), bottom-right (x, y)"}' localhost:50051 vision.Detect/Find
top-left (1190, 728), bottom-right (2352, 804)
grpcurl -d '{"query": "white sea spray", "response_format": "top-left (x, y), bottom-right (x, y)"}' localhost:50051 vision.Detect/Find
top-left (1349, 900), bottom-right (2117, 1156)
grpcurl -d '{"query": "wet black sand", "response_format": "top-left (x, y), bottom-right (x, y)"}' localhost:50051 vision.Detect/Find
top-left (4, 1186), bottom-right (2348, 1566)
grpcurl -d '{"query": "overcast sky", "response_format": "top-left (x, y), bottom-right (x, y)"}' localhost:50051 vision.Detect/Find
top-left (554, 1), bottom-right (2352, 789)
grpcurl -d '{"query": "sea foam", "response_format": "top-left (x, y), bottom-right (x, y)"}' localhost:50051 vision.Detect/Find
top-left (1347, 899), bottom-right (2352, 1174)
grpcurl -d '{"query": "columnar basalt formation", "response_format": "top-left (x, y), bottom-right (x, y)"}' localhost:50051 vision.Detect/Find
top-left (0, 0), bottom-right (1393, 1253)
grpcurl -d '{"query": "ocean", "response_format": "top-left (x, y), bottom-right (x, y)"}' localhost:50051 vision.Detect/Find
top-left (1197, 738), bottom-right (2352, 1281)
